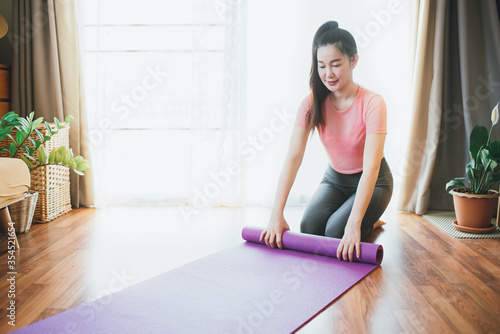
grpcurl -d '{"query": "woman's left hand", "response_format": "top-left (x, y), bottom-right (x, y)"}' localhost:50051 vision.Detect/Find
top-left (336, 223), bottom-right (361, 262)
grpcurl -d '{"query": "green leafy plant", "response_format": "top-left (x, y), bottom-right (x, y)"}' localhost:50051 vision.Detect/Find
top-left (445, 102), bottom-right (500, 194)
top-left (0, 111), bottom-right (90, 175)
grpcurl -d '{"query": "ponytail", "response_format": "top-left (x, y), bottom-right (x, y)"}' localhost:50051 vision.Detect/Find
top-left (307, 21), bottom-right (358, 132)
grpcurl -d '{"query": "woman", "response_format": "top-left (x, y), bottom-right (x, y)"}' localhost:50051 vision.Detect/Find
top-left (260, 21), bottom-right (393, 262)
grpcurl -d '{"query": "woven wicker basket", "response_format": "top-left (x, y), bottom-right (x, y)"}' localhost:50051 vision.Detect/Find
top-left (30, 165), bottom-right (72, 223)
top-left (8, 191), bottom-right (39, 233)
top-left (1, 123), bottom-right (72, 223)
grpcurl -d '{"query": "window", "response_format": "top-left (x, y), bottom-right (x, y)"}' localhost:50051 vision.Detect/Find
top-left (83, 0), bottom-right (244, 207)
top-left (83, 0), bottom-right (413, 212)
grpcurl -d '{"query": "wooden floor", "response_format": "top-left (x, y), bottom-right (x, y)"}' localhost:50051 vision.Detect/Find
top-left (0, 206), bottom-right (499, 334)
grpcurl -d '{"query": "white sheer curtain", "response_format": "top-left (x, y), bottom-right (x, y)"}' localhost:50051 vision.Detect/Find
top-left (82, 0), bottom-right (244, 208)
top-left (82, 0), bottom-right (414, 211)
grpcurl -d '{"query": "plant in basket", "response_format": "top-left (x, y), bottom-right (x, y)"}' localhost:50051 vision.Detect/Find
top-left (0, 111), bottom-right (90, 174)
top-left (445, 102), bottom-right (500, 233)
top-left (0, 111), bottom-right (91, 226)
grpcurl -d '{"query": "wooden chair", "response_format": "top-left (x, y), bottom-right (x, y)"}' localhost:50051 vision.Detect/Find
top-left (0, 158), bottom-right (30, 249)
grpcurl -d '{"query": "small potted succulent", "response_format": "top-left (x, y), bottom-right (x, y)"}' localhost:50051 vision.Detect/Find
top-left (445, 102), bottom-right (500, 232)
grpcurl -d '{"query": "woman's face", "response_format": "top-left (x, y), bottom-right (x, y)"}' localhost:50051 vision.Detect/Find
top-left (317, 44), bottom-right (358, 94)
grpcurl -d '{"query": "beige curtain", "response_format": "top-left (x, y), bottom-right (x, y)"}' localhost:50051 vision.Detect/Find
top-left (11, 0), bottom-right (93, 207)
top-left (398, 0), bottom-right (445, 214)
top-left (398, 0), bottom-right (500, 214)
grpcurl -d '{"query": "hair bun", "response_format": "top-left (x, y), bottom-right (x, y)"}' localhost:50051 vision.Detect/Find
top-left (329, 21), bottom-right (339, 29)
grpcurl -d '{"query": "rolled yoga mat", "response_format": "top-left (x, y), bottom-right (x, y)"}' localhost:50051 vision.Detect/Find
top-left (242, 226), bottom-right (383, 265)
top-left (14, 226), bottom-right (383, 334)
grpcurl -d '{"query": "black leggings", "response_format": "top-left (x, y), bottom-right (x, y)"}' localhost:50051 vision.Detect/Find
top-left (300, 158), bottom-right (393, 241)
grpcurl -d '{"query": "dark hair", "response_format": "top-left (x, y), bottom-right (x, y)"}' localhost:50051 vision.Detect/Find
top-left (307, 21), bottom-right (358, 131)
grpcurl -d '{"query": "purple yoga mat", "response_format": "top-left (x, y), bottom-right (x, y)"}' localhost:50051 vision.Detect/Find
top-left (14, 226), bottom-right (383, 334)
top-left (242, 226), bottom-right (383, 265)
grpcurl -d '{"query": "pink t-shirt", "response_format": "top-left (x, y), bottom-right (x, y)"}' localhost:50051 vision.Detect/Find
top-left (295, 86), bottom-right (387, 174)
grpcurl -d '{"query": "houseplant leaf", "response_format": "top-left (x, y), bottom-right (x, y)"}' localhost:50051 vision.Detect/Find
top-left (35, 128), bottom-right (44, 142)
top-left (480, 148), bottom-right (491, 166)
top-left (0, 126), bottom-right (12, 141)
top-left (78, 162), bottom-right (91, 171)
top-left (75, 156), bottom-right (91, 171)
top-left (20, 155), bottom-right (32, 169)
top-left (16, 128), bottom-right (28, 140)
top-left (73, 156), bottom-right (84, 164)
top-left (9, 142), bottom-right (15, 157)
top-left (17, 117), bottom-right (29, 129)
top-left (479, 171), bottom-right (492, 194)
top-left (54, 117), bottom-right (61, 130)
top-left (44, 121), bottom-right (54, 136)
top-left (55, 151), bottom-right (62, 164)
top-left (65, 115), bottom-right (74, 123)
top-left (32, 117), bottom-right (44, 129)
top-left (1, 111), bottom-right (18, 123)
top-left (38, 145), bottom-right (47, 165)
top-left (28, 136), bottom-right (36, 147)
top-left (0, 127), bottom-right (10, 136)
top-left (466, 162), bottom-right (475, 181)
top-left (446, 179), bottom-right (467, 192)
top-left (487, 158), bottom-right (497, 172)
top-left (486, 175), bottom-right (500, 187)
top-left (469, 125), bottom-right (489, 161)
top-left (57, 146), bottom-right (67, 156)
top-left (468, 150), bottom-right (476, 169)
top-left (61, 149), bottom-right (71, 165)
top-left (73, 169), bottom-right (84, 176)
top-left (487, 140), bottom-right (500, 161)
top-left (24, 153), bottom-right (37, 163)
top-left (15, 130), bottom-right (24, 145)
top-left (48, 149), bottom-right (57, 163)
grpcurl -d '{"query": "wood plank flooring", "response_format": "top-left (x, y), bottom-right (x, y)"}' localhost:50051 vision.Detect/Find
top-left (0, 206), bottom-right (499, 333)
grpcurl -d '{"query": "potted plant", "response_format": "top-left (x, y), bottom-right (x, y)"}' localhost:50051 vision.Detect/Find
top-left (0, 111), bottom-right (90, 226)
top-left (0, 111), bottom-right (90, 174)
top-left (445, 102), bottom-right (500, 233)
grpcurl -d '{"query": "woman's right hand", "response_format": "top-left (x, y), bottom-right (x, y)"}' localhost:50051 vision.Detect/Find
top-left (259, 214), bottom-right (290, 249)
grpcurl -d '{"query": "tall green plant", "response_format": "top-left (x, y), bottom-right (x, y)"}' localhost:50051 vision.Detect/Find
top-left (446, 102), bottom-right (500, 194)
top-left (0, 111), bottom-right (90, 175)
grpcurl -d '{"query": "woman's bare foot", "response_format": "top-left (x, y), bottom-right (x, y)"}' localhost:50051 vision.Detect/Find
top-left (373, 220), bottom-right (386, 230)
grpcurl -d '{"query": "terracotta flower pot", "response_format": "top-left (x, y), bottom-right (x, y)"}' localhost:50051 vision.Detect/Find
top-left (450, 189), bottom-right (499, 228)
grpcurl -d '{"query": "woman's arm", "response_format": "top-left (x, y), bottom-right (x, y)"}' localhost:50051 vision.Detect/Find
top-left (260, 125), bottom-right (310, 249)
top-left (336, 133), bottom-right (386, 261)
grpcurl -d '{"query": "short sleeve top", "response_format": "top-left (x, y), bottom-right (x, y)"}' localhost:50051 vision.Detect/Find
top-left (295, 86), bottom-right (387, 174)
